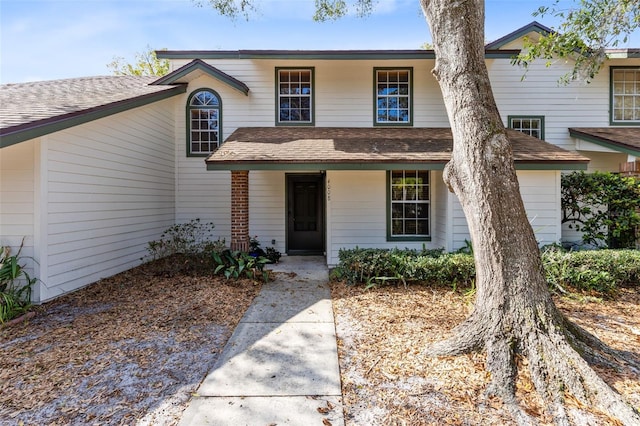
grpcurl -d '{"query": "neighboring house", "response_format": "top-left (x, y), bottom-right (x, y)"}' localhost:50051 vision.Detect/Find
top-left (1, 22), bottom-right (637, 303)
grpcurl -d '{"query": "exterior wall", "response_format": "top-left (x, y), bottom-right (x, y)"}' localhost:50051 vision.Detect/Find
top-left (39, 98), bottom-right (177, 302)
top-left (450, 170), bottom-right (562, 250)
top-left (580, 151), bottom-right (628, 173)
top-left (488, 53), bottom-right (640, 152)
top-left (431, 170), bottom-right (450, 250)
top-left (0, 139), bottom-right (37, 280)
top-left (174, 75), bottom-right (239, 241)
top-left (249, 170), bottom-right (286, 254)
top-left (171, 58), bottom-right (449, 132)
top-left (325, 170), bottom-right (443, 266)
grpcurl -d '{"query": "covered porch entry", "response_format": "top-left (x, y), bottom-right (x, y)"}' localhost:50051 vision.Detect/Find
top-left (205, 127), bottom-right (589, 263)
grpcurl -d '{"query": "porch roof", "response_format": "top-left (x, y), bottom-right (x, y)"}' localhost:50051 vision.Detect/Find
top-left (569, 127), bottom-right (640, 157)
top-left (205, 127), bottom-right (589, 171)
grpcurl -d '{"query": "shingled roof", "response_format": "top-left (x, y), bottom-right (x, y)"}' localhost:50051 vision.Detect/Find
top-left (0, 76), bottom-right (186, 148)
top-left (206, 127), bottom-right (589, 170)
top-left (569, 127), bottom-right (640, 157)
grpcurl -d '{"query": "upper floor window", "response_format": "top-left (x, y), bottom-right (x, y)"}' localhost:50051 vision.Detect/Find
top-left (508, 116), bottom-right (544, 139)
top-left (611, 67), bottom-right (640, 124)
top-left (375, 68), bottom-right (413, 126)
top-left (277, 68), bottom-right (314, 125)
top-left (188, 89), bottom-right (221, 156)
top-left (388, 170), bottom-right (430, 240)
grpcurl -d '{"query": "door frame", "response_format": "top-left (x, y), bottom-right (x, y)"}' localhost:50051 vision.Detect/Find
top-left (285, 173), bottom-right (326, 255)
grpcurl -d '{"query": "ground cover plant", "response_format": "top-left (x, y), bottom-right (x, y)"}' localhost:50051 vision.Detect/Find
top-left (0, 242), bottom-right (36, 323)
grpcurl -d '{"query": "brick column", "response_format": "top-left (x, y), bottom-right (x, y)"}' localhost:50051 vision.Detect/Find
top-left (230, 170), bottom-right (250, 252)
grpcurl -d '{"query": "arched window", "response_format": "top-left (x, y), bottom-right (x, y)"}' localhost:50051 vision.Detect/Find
top-left (187, 89), bottom-right (221, 156)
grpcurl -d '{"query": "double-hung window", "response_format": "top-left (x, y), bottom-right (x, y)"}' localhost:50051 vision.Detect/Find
top-left (375, 68), bottom-right (413, 125)
top-left (508, 116), bottom-right (544, 139)
top-left (388, 170), bottom-right (430, 240)
top-left (187, 89), bottom-right (221, 156)
top-left (611, 67), bottom-right (640, 124)
top-left (277, 68), bottom-right (314, 125)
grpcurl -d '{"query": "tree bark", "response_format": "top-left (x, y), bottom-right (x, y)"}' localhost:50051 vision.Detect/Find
top-left (419, 0), bottom-right (640, 424)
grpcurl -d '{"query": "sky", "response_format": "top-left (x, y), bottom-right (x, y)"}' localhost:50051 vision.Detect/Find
top-left (1, 0), bottom-right (639, 84)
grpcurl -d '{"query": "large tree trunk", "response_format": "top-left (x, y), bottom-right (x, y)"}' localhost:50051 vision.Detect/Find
top-left (419, 1), bottom-right (640, 424)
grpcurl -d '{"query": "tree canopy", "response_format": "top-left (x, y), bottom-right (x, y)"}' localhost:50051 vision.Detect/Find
top-left (517, 0), bottom-right (640, 83)
top-left (107, 46), bottom-right (170, 77)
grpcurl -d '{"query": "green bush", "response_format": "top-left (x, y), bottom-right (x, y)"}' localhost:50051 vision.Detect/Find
top-left (562, 171), bottom-right (640, 248)
top-left (0, 242), bottom-right (37, 323)
top-left (334, 247), bottom-right (473, 288)
top-left (335, 246), bottom-right (640, 295)
top-left (542, 247), bottom-right (640, 294)
top-left (212, 250), bottom-right (270, 282)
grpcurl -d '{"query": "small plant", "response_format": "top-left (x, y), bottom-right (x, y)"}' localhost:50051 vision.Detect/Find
top-left (265, 246), bottom-right (282, 264)
top-left (0, 241), bottom-right (37, 323)
top-left (248, 236), bottom-right (281, 264)
top-left (212, 250), bottom-right (270, 282)
top-left (145, 219), bottom-right (216, 260)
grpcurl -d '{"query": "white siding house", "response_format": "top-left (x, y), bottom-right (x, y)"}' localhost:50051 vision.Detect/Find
top-left (1, 77), bottom-right (185, 302)
top-left (1, 22), bottom-right (638, 301)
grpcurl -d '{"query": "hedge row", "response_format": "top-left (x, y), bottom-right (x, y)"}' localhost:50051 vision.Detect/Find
top-left (334, 247), bottom-right (640, 294)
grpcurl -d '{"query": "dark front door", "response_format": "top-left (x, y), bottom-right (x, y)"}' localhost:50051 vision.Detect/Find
top-left (287, 174), bottom-right (324, 254)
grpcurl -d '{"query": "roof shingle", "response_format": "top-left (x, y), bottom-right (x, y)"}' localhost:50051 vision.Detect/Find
top-left (206, 127), bottom-right (589, 169)
top-left (0, 76), bottom-right (185, 147)
top-left (569, 127), bottom-right (640, 156)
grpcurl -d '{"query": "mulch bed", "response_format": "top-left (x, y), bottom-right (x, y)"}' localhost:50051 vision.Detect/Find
top-left (0, 260), bottom-right (262, 426)
top-left (331, 282), bottom-right (640, 425)
top-left (2, 259), bottom-right (638, 426)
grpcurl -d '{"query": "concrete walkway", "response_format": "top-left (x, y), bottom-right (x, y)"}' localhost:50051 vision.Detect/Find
top-left (178, 256), bottom-right (344, 426)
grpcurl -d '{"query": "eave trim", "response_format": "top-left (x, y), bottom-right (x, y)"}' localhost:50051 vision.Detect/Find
top-left (152, 59), bottom-right (250, 96)
top-left (156, 49), bottom-right (520, 60)
top-left (485, 21), bottom-right (553, 49)
top-left (205, 161), bottom-right (587, 171)
top-left (569, 128), bottom-right (640, 157)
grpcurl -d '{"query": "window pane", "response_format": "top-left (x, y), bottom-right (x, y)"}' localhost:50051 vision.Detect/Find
top-left (404, 203), bottom-right (417, 218)
top-left (612, 68), bottom-right (640, 122)
top-left (376, 69), bottom-right (411, 124)
top-left (278, 69), bottom-right (312, 123)
top-left (392, 220), bottom-right (403, 235)
top-left (392, 204), bottom-right (403, 218)
top-left (189, 91), bottom-right (221, 154)
top-left (405, 221), bottom-right (417, 234)
top-left (416, 220), bottom-right (429, 235)
top-left (390, 170), bottom-right (429, 237)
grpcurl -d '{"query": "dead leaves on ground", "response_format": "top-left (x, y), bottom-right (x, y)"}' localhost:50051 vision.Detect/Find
top-left (0, 261), bottom-right (261, 424)
top-left (331, 282), bottom-right (640, 426)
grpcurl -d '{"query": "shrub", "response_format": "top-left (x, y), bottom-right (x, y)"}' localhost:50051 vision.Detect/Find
top-left (0, 241), bottom-right (37, 323)
top-left (542, 247), bottom-right (640, 294)
top-left (144, 219), bottom-right (216, 261)
top-left (334, 247), bottom-right (473, 288)
top-left (562, 171), bottom-right (640, 248)
top-left (248, 236), bottom-right (282, 264)
top-left (335, 246), bottom-right (640, 295)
